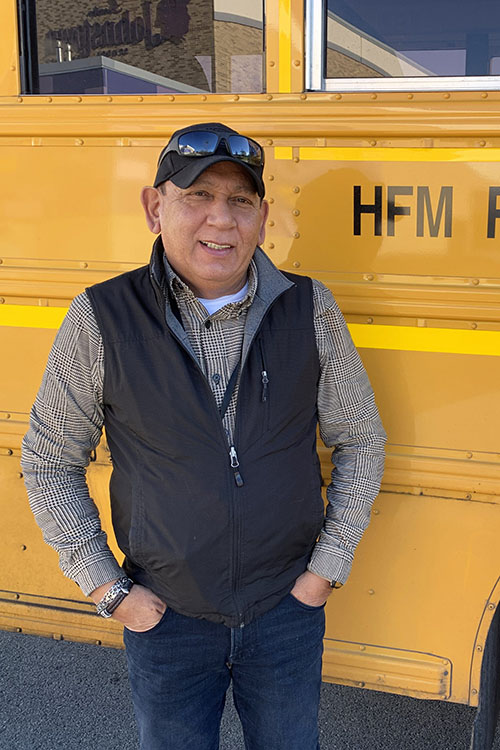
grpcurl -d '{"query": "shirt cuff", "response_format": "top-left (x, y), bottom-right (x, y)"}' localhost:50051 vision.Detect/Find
top-left (72, 556), bottom-right (125, 597)
top-left (307, 542), bottom-right (353, 586)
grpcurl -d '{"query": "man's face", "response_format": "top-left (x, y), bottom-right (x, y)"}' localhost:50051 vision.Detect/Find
top-left (141, 161), bottom-right (269, 299)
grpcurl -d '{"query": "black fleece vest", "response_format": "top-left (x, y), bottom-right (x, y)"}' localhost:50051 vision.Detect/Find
top-left (87, 261), bottom-right (323, 627)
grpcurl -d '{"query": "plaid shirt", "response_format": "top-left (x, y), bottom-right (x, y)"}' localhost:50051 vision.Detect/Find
top-left (22, 250), bottom-right (386, 597)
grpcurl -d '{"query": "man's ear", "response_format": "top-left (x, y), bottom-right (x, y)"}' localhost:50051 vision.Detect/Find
top-left (141, 186), bottom-right (162, 234)
top-left (258, 200), bottom-right (270, 246)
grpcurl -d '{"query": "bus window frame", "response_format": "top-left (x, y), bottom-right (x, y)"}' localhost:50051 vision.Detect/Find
top-left (306, 0), bottom-right (500, 92)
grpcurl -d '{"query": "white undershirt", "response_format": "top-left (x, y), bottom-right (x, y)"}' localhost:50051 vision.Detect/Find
top-left (198, 281), bottom-right (249, 316)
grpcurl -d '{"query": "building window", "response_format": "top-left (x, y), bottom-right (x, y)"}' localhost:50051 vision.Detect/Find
top-left (308, 0), bottom-right (500, 91)
top-left (20, 0), bottom-right (264, 95)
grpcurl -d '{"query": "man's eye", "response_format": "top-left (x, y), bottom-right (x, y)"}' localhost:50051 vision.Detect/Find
top-left (192, 190), bottom-right (210, 197)
top-left (233, 196), bottom-right (252, 205)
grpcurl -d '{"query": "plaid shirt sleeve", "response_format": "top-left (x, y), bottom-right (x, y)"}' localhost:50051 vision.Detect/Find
top-left (307, 279), bottom-right (387, 585)
top-left (21, 292), bottom-right (124, 596)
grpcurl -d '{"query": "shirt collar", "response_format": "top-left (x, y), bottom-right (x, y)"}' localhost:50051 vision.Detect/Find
top-left (162, 252), bottom-right (258, 317)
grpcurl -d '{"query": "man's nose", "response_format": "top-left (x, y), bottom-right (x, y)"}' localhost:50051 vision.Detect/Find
top-left (206, 199), bottom-right (237, 228)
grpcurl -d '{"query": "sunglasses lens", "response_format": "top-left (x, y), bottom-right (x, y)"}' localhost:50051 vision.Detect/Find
top-left (228, 136), bottom-right (262, 165)
top-left (177, 131), bottom-right (219, 156)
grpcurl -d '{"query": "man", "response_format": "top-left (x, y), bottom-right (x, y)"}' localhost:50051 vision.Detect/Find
top-left (22, 122), bottom-right (386, 749)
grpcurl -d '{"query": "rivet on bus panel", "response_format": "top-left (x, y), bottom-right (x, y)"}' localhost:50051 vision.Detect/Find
top-left (6, 449), bottom-right (13, 455)
top-left (368, 589), bottom-right (375, 595)
top-left (477, 645), bottom-right (483, 651)
top-left (293, 209), bottom-right (300, 216)
top-left (370, 94), bottom-right (377, 100)
top-left (471, 278), bottom-right (480, 285)
top-left (107, 96), bottom-right (112, 102)
top-left (478, 140), bottom-right (486, 147)
top-left (0, 297), bottom-right (4, 303)
top-left (14, 593), bottom-right (20, 600)
top-left (466, 452), bottom-right (473, 459)
top-left (17, 97), bottom-right (23, 103)
top-left (369, 140), bottom-right (377, 146)
top-left (17, 472), bottom-right (23, 479)
top-left (407, 94), bottom-right (414, 99)
top-left (367, 317), bottom-right (373, 324)
top-left (357, 682), bottom-right (365, 687)
top-left (268, 220), bottom-right (275, 227)
top-left (10, 65), bottom-right (16, 71)
top-left (293, 60), bottom-right (301, 67)
top-left (470, 322), bottom-right (477, 329)
top-left (293, 186), bottom-right (300, 193)
top-left (80, 261), bottom-right (88, 268)
top-left (268, 198), bottom-right (274, 204)
top-left (266, 139), bottom-right (273, 146)
top-left (268, 243), bottom-right (275, 249)
top-left (269, 61), bottom-right (275, 67)
top-left (293, 232), bottom-right (300, 239)
top-left (95, 640), bottom-right (102, 645)
top-left (233, 95), bottom-right (239, 101)
top-left (46, 97), bottom-right (52, 103)
top-left (443, 92), bottom-right (450, 99)
top-left (266, 94), bottom-right (273, 100)
top-left (5, 413), bottom-right (11, 419)
top-left (300, 94), bottom-right (307, 100)
top-left (16, 628), bottom-right (22, 633)
top-left (293, 261), bottom-right (301, 268)
top-left (488, 603), bottom-right (496, 610)
top-left (76, 96), bottom-right (82, 102)
top-left (359, 645), bottom-right (366, 651)
top-left (472, 689), bottom-right (478, 695)
top-left (20, 545), bottom-right (27, 550)
top-left (481, 92), bottom-right (488, 98)
top-left (201, 95), bottom-right (207, 101)
top-left (364, 273), bottom-right (374, 281)
top-left (373, 509), bottom-right (379, 515)
top-left (268, 175), bottom-right (274, 181)
top-left (293, 156), bottom-right (299, 163)
top-left (76, 138), bottom-right (84, 146)
top-left (53, 634), bottom-right (63, 641)
top-left (334, 94), bottom-right (342, 100)
top-left (168, 96), bottom-right (175, 101)
top-left (137, 96), bottom-right (143, 102)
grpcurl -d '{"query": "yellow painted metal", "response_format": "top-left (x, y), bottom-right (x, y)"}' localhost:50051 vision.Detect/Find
top-left (278, 0), bottom-right (292, 93)
top-left (277, 146), bottom-right (500, 162)
top-left (289, 0), bottom-right (304, 93)
top-left (0, 0), bottom-right (19, 96)
top-left (2, 305), bottom-right (500, 358)
top-left (2, 1), bottom-right (500, 710)
top-left (322, 641), bottom-right (451, 699)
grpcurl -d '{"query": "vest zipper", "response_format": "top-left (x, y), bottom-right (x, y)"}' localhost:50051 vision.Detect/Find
top-left (229, 445), bottom-right (244, 487)
top-left (259, 338), bottom-right (269, 402)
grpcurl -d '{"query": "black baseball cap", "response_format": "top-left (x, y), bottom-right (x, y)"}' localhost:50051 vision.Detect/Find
top-left (153, 122), bottom-right (265, 198)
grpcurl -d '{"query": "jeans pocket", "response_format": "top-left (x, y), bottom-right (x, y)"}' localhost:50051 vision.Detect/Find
top-left (124, 606), bottom-right (169, 635)
top-left (288, 593), bottom-right (326, 611)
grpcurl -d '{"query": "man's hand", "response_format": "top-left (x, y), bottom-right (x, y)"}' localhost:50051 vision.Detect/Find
top-left (90, 581), bottom-right (167, 632)
top-left (290, 570), bottom-right (332, 607)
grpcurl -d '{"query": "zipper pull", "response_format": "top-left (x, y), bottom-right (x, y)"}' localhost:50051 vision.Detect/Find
top-left (229, 445), bottom-right (244, 487)
top-left (261, 370), bottom-right (269, 402)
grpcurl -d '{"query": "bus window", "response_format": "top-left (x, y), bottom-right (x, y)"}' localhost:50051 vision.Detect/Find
top-left (19, 0), bottom-right (264, 95)
top-left (307, 0), bottom-right (500, 91)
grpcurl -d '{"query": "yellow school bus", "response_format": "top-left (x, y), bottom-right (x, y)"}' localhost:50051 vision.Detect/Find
top-left (1, 0), bottom-right (500, 745)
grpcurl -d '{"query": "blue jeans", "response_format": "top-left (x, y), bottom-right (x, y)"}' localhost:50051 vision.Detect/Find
top-left (123, 593), bottom-right (325, 750)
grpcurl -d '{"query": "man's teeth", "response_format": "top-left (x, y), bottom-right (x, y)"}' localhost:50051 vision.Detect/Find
top-left (202, 241), bottom-right (232, 249)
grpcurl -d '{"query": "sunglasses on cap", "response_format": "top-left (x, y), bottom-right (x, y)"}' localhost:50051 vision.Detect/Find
top-left (157, 130), bottom-right (264, 168)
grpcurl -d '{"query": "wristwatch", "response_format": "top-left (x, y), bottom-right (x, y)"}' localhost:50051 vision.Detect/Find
top-left (330, 580), bottom-right (342, 589)
top-left (96, 576), bottom-right (134, 618)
